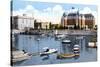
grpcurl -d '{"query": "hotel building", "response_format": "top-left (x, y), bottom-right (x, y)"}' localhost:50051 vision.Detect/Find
top-left (61, 10), bottom-right (95, 30)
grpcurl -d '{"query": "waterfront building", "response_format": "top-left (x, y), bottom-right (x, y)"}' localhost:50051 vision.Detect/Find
top-left (61, 11), bottom-right (82, 29)
top-left (84, 14), bottom-right (95, 29)
top-left (11, 14), bottom-right (34, 30)
top-left (61, 12), bottom-right (67, 28)
top-left (61, 8), bottom-right (95, 30)
top-left (34, 19), bottom-right (50, 29)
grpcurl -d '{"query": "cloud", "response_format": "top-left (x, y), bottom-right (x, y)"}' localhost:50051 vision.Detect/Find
top-left (13, 5), bottom-right (35, 16)
top-left (80, 7), bottom-right (92, 14)
top-left (25, 5), bottom-right (34, 10)
top-left (43, 7), bottom-right (52, 12)
top-left (52, 5), bottom-right (65, 23)
top-left (13, 5), bottom-right (97, 24)
top-left (13, 4), bottom-right (65, 24)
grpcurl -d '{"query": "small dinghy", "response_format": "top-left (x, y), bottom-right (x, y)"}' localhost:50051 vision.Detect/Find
top-left (62, 39), bottom-right (71, 44)
top-left (88, 42), bottom-right (97, 48)
top-left (73, 44), bottom-right (80, 53)
top-left (40, 48), bottom-right (58, 56)
top-left (57, 53), bottom-right (79, 59)
top-left (55, 34), bottom-right (66, 39)
top-left (12, 50), bottom-right (32, 63)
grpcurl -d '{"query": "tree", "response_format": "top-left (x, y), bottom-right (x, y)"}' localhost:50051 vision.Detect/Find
top-left (74, 24), bottom-right (77, 29)
top-left (46, 25), bottom-right (47, 30)
top-left (49, 22), bottom-right (52, 29)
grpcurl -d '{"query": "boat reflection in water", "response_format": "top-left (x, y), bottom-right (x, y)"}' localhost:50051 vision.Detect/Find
top-left (13, 34), bottom-right (97, 66)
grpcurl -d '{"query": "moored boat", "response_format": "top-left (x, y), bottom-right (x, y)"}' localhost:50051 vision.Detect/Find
top-left (40, 48), bottom-right (58, 56)
top-left (62, 39), bottom-right (71, 44)
top-left (73, 45), bottom-right (80, 50)
top-left (55, 34), bottom-right (66, 39)
top-left (73, 44), bottom-right (80, 53)
top-left (88, 42), bottom-right (97, 48)
top-left (12, 50), bottom-right (32, 63)
top-left (57, 53), bottom-right (79, 59)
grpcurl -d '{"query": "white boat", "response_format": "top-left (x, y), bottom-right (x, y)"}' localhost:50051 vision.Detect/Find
top-left (74, 45), bottom-right (80, 47)
top-left (88, 42), bottom-right (97, 48)
top-left (55, 30), bottom-right (58, 35)
top-left (62, 39), bottom-right (71, 44)
top-left (55, 34), bottom-right (66, 39)
top-left (12, 51), bottom-right (32, 63)
top-left (73, 48), bottom-right (79, 51)
top-left (73, 44), bottom-right (80, 53)
top-left (40, 48), bottom-right (58, 56)
top-left (73, 50), bottom-right (80, 53)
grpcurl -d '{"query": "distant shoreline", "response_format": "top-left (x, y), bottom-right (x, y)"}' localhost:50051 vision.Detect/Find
top-left (12, 29), bottom-right (97, 36)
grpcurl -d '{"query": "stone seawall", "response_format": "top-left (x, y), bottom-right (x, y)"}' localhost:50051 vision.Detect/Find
top-left (12, 29), bottom-right (97, 36)
top-left (54, 30), bottom-right (97, 35)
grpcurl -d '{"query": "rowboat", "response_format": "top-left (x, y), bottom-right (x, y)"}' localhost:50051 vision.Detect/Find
top-left (57, 53), bottom-right (79, 59)
top-left (12, 51), bottom-right (32, 63)
top-left (40, 48), bottom-right (58, 56)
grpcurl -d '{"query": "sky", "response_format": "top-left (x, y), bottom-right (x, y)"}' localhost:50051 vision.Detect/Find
top-left (12, 0), bottom-right (98, 24)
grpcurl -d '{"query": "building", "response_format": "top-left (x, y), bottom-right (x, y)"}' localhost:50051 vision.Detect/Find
top-left (11, 15), bottom-right (34, 30)
top-left (61, 13), bottom-right (67, 28)
top-left (84, 14), bottom-right (95, 29)
top-left (34, 19), bottom-right (50, 29)
top-left (61, 9), bottom-right (95, 30)
top-left (61, 11), bottom-right (81, 29)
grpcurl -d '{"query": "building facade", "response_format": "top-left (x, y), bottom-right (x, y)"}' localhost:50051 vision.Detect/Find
top-left (12, 15), bottom-right (34, 30)
top-left (61, 11), bottom-right (95, 30)
top-left (84, 14), bottom-right (95, 29)
top-left (34, 19), bottom-right (50, 29)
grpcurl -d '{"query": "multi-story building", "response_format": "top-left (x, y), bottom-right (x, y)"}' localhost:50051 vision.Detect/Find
top-left (34, 19), bottom-right (50, 29)
top-left (84, 14), bottom-right (95, 29)
top-left (61, 11), bottom-right (95, 30)
top-left (12, 15), bottom-right (34, 30)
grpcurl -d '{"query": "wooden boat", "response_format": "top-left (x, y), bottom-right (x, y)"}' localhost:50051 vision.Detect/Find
top-left (57, 53), bottom-right (79, 59)
top-left (12, 51), bottom-right (32, 63)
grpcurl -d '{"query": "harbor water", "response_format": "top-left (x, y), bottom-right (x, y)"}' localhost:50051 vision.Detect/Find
top-left (13, 34), bottom-right (97, 66)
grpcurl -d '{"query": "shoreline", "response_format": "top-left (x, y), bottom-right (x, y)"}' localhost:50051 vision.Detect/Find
top-left (12, 29), bottom-right (97, 36)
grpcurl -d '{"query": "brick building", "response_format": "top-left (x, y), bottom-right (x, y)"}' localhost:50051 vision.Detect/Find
top-left (61, 11), bottom-right (95, 30)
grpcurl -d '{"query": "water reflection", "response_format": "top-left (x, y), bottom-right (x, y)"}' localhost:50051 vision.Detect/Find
top-left (42, 55), bottom-right (50, 61)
